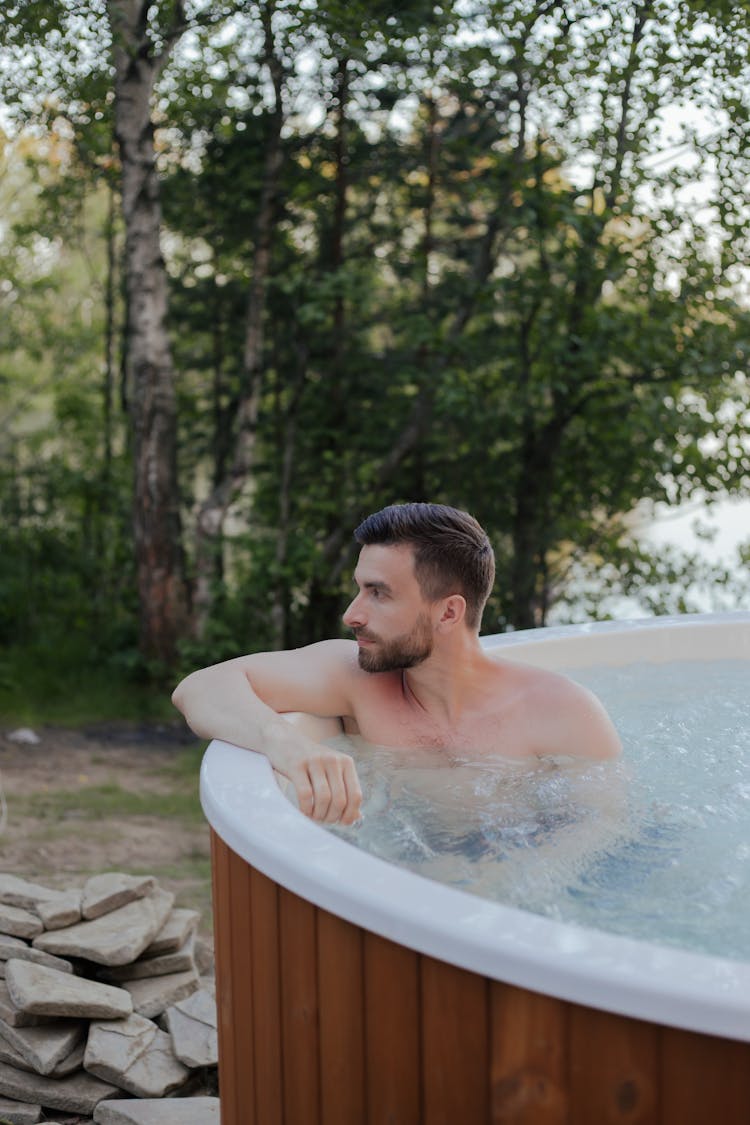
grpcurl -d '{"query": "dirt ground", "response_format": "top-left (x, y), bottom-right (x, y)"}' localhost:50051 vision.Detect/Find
top-left (0, 720), bottom-right (214, 936)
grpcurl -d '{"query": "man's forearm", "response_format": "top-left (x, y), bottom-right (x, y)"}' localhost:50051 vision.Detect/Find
top-left (171, 665), bottom-right (362, 824)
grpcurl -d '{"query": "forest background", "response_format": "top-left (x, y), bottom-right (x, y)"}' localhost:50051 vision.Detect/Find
top-left (1, 0), bottom-right (749, 720)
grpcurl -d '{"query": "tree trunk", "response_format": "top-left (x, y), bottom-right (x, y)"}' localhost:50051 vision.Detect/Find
top-left (190, 0), bottom-right (284, 640)
top-left (102, 180), bottom-right (118, 482)
top-left (109, 0), bottom-right (187, 666)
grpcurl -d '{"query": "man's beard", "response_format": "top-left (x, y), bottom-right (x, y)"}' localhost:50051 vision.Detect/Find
top-left (355, 612), bottom-right (434, 673)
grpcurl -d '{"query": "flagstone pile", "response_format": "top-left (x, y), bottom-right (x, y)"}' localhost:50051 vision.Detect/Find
top-left (0, 873), bottom-right (219, 1124)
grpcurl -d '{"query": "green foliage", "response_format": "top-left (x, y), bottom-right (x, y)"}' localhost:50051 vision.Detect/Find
top-left (1, 0), bottom-right (749, 697)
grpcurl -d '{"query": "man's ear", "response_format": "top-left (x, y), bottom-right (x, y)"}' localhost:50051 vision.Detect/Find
top-left (436, 594), bottom-right (467, 631)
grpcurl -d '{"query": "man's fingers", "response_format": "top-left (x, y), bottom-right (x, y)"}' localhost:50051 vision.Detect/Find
top-left (290, 772), bottom-right (314, 818)
top-left (288, 750), bottom-right (362, 825)
top-left (324, 752), bottom-right (362, 824)
top-left (340, 758), bottom-right (363, 825)
top-left (307, 759), bottom-right (333, 822)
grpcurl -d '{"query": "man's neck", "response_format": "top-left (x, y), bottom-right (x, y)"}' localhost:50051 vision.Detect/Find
top-left (402, 630), bottom-right (487, 722)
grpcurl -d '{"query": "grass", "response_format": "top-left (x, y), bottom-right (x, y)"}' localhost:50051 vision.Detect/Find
top-left (156, 741), bottom-right (207, 782)
top-left (15, 781), bottom-right (205, 823)
top-left (0, 647), bottom-right (215, 931)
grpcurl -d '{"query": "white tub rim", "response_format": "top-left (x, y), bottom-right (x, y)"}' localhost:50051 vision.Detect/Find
top-left (200, 611), bottom-right (750, 1042)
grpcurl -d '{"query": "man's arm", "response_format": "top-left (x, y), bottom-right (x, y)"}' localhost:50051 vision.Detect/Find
top-left (172, 640), bottom-right (363, 824)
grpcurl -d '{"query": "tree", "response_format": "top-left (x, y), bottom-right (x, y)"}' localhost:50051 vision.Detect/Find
top-left (108, 0), bottom-right (190, 665)
top-left (2, 0), bottom-right (749, 685)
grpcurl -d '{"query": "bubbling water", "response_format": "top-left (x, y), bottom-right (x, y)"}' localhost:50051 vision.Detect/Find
top-left (330, 658), bottom-right (750, 962)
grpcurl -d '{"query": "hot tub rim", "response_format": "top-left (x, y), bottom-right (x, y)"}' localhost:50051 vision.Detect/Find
top-left (200, 611), bottom-right (750, 1043)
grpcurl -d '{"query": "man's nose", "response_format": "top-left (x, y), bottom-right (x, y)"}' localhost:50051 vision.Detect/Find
top-left (343, 593), bottom-right (365, 628)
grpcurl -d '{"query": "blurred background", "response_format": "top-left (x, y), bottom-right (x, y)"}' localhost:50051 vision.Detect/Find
top-left (1, 0), bottom-right (748, 721)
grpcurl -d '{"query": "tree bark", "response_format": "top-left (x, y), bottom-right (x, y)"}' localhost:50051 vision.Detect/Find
top-left (190, 0), bottom-right (285, 639)
top-left (109, 0), bottom-right (188, 666)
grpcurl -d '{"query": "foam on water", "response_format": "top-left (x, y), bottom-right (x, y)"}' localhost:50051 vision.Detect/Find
top-left (330, 658), bottom-right (750, 962)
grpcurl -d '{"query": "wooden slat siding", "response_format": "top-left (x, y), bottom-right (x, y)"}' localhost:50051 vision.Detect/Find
top-left (490, 982), bottom-right (568, 1125)
top-left (212, 835), bottom-right (750, 1125)
top-left (421, 954), bottom-right (490, 1125)
top-left (248, 865), bottom-right (284, 1125)
top-left (317, 909), bottom-right (366, 1125)
top-left (569, 1005), bottom-right (658, 1125)
top-left (364, 930), bottom-right (422, 1124)
top-left (211, 832), bottom-right (242, 1125)
top-left (660, 1026), bottom-right (750, 1125)
top-left (278, 884), bottom-right (321, 1125)
top-left (226, 840), bottom-right (257, 1125)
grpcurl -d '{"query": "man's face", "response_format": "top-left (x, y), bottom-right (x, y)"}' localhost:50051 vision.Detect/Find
top-left (343, 544), bottom-right (435, 673)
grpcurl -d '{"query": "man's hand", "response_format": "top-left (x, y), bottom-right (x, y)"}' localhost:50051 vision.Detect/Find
top-left (171, 647), bottom-right (362, 823)
top-left (271, 739), bottom-right (363, 825)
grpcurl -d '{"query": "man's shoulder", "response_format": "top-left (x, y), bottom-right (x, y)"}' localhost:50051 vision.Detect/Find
top-left (487, 654), bottom-right (576, 698)
top-left (493, 659), bottom-right (621, 759)
top-left (516, 663), bottom-right (604, 715)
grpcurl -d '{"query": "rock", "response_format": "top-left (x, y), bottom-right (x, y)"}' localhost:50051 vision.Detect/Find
top-left (119, 970), bottom-right (199, 1021)
top-left (33, 889), bottom-right (174, 967)
top-left (0, 936), bottom-right (28, 957)
top-left (0, 1060), bottom-right (118, 1115)
top-left (0, 880), bottom-right (82, 934)
top-left (35, 891), bottom-right (82, 932)
top-left (81, 875), bottom-right (156, 922)
top-left (164, 989), bottom-right (217, 1069)
top-left (106, 934), bottom-right (195, 982)
top-left (0, 1035), bottom-right (86, 1080)
top-left (5, 961), bottom-right (132, 1021)
top-left (0, 940), bottom-right (73, 976)
top-left (0, 1034), bottom-right (32, 1072)
top-left (193, 937), bottom-right (214, 977)
top-left (0, 1019), bottom-right (84, 1077)
top-left (0, 1096), bottom-right (42, 1123)
top-left (5, 730), bottom-right (41, 746)
top-left (93, 1096), bottom-right (220, 1124)
top-left (48, 1037), bottom-right (86, 1078)
top-left (0, 873), bottom-right (215, 1119)
top-left (0, 908), bottom-right (42, 943)
top-left (143, 909), bottom-right (200, 957)
top-left (0, 879), bottom-right (60, 913)
top-left (0, 1034), bottom-right (82, 1079)
top-left (0, 982), bottom-right (47, 1028)
top-left (85, 1013), bottom-right (190, 1098)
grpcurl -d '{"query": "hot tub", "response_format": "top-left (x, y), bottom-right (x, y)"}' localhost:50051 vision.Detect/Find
top-left (201, 612), bottom-right (750, 1124)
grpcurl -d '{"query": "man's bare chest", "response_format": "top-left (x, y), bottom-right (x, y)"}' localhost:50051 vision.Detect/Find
top-left (343, 683), bottom-right (535, 757)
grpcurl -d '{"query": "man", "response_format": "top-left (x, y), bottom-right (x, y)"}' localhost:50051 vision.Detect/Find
top-left (172, 502), bottom-right (622, 825)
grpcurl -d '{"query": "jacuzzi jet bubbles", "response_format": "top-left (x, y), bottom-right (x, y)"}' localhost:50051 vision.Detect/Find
top-left (331, 657), bottom-right (750, 963)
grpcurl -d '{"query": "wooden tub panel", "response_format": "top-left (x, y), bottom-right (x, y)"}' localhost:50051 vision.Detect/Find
top-left (421, 955), bottom-right (490, 1124)
top-left (660, 1026), bottom-right (750, 1125)
top-left (489, 983), bottom-right (568, 1125)
top-left (317, 908), bottom-right (366, 1125)
top-left (568, 1005), bottom-right (659, 1124)
top-left (363, 930), bottom-right (422, 1124)
top-left (211, 832), bottom-right (750, 1125)
top-left (210, 833), bottom-right (242, 1124)
top-left (278, 885), bottom-right (321, 1125)
top-left (248, 866), bottom-right (283, 1125)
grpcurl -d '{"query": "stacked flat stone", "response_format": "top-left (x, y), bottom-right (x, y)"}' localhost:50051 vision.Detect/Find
top-left (0, 874), bottom-right (218, 1123)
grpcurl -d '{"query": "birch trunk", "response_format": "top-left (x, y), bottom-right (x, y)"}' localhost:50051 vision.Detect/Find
top-left (190, 1), bottom-right (284, 640)
top-left (109, 0), bottom-right (187, 665)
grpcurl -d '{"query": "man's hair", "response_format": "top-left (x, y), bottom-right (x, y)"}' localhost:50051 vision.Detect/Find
top-left (354, 502), bottom-right (495, 630)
